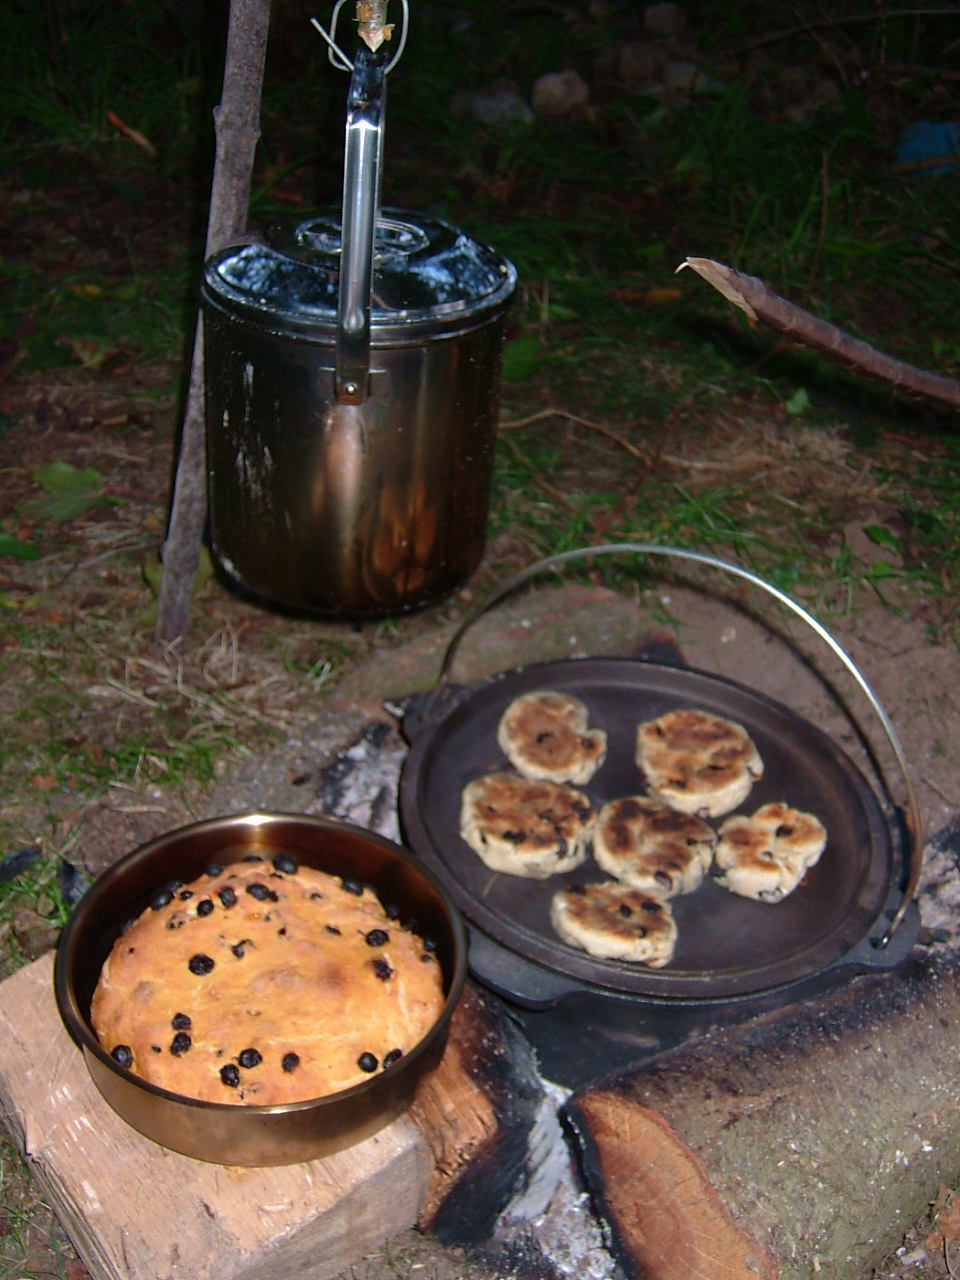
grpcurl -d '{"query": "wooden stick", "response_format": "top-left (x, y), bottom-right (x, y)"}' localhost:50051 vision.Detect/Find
top-left (500, 407), bottom-right (651, 463)
top-left (155, 0), bottom-right (272, 645)
top-left (677, 256), bottom-right (960, 413)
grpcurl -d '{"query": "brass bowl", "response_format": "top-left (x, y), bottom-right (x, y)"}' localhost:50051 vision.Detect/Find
top-left (54, 812), bottom-right (468, 1167)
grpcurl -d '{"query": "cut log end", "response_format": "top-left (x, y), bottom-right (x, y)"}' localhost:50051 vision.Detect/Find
top-left (564, 1091), bottom-right (778, 1280)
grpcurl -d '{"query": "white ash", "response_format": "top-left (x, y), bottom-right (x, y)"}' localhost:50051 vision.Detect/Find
top-left (497, 1080), bottom-right (572, 1226)
top-left (916, 819), bottom-right (960, 946)
top-left (308, 720), bottom-right (407, 842)
top-left (497, 1146), bottom-right (619, 1280)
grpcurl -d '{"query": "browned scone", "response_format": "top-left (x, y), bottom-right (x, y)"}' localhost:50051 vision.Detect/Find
top-left (593, 795), bottom-right (717, 898)
top-left (497, 691), bottom-right (607, 785)
top-left (550, 881), bottom-right (677, 966)
top-left (713, 802), bottom-right (827, 903)
top-left (636, 708), bottom-right (764, 818)
top-left (90, 859), bottom-right (445, 1105)
top-left (459, 772), bottom-right (595, 878)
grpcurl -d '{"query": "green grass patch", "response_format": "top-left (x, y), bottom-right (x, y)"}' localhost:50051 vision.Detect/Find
top-left (0, 255), bottom-right (190, 373)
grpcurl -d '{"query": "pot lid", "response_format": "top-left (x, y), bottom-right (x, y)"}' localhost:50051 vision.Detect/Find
top-left (203, 210), bottom-right (516, 337)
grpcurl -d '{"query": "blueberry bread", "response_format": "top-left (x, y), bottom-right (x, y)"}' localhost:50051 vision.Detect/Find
top-left (91, 858), bottom-right (445, 1105)
top-left (459, 772), bottom-right (595, 878)
top-left (550, 880), bottom-right (678, 966)
top-left (592, 795), bottom-right (717, 898)
top-left (713, 802), bottom-right (827, 903)
top-left (636, 708), bottom-right (764, 819)
top-left (497, 691), bottom-right (607, 785)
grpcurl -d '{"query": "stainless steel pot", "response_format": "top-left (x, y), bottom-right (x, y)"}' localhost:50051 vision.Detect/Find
top-left (201, 47), bottom-right (517, 616)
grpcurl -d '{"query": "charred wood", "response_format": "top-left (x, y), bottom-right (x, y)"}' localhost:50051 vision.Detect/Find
top-left (409, 983), bottom-right (553, 1246)
top-left (564, 953), bottom-right (960, 1280)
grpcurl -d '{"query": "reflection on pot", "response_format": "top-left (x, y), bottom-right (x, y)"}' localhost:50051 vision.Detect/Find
top-left (364, 475), bottom-right (439, 605)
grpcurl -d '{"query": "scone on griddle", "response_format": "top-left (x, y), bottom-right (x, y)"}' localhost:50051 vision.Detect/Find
top-left (636, 708), bottom-right (763, 819)
top-left (459, 772), bottom-right (595, 878)
top-left (550, 881), bottom-right (677, 966)
top-left (497, 691), bottom-right (607, 785)
top-left (90, 859), bottom-right (445, 1105)
top-left (593, 795), bottom-right (717, 898)
top-left (713, 802), bottom-right (827, 903)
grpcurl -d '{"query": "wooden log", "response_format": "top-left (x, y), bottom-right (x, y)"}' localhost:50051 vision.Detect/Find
top-left (0, 954), bottom-right (430, 1280)
top-left (564, 953), bottom-right (960, 1280)
top-left (565, 1093), bottom-right (777, 1280)
top-left (409, 982), bottom-right (555, 1245)
top-left (0, 958), bottom-right (553, 1277)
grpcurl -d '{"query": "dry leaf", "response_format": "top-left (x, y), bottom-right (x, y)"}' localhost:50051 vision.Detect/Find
top-left (927, 1188), bottom-right (960, 1249)
top-left (30, 772), bottom-right (58, 792)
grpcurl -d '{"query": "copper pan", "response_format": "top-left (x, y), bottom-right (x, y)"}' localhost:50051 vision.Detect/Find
top-left (54, 813), bottom-right (468, 1167)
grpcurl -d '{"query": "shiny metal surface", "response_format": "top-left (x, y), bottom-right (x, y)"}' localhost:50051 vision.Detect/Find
top-left (54, 813), bottom-right (468, 1167)
top-left (214, 213), bottom-right (516, 336)
top-left (202, 295), bottom-right (510, 614)
top-left (336, 48), bottom-right (385, 404)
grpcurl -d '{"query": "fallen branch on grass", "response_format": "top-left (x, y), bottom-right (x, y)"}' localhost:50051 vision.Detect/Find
top-left (678, 256), bottom-right (960, 413)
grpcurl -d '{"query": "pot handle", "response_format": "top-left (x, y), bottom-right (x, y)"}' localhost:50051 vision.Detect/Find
top-left (336, 46), bottom-right (386, 405)
top-left (435, 542), bottom-right (923, 949)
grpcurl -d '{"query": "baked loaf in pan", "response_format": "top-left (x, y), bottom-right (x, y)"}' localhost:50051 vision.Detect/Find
top-left (91, 858), bottom-right (445, 1105)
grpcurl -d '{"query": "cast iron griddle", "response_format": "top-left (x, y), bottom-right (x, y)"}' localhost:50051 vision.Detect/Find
top-left (399, 658), bottom-right (894, 1001)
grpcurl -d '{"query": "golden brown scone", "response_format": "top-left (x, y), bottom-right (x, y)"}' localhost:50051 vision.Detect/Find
top-left (497, 691), bottom-right (607, 784)
top-left (636, 708), bottom-right (763, 818)
top-left (713, 802), bottom-right (827, 903)
top-left (593, 795), bottom-right (717, 898)
top-left (550, 881), bottom-right (677, 966)
top-left (459, 772), bottom-right (595, 878)
top-left (91, 859), bottom-right (444, 1105)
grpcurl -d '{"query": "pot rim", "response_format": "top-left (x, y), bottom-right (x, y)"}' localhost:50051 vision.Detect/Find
top-left (200, 264), bottom-right (518, 347)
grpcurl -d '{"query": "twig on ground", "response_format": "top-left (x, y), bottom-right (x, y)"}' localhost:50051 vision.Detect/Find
top-left (498, 432), bottom-right (579, 510)
top-left (106, 110), bottom-right (157, 159)
top-left (921, 774), bottom-right (960, 808)
top-left (500, 408), bottom-right (651, 464)
top-left (677, 257), bottom-right (960, 413)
